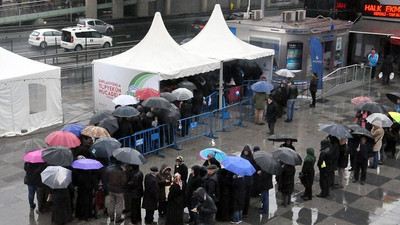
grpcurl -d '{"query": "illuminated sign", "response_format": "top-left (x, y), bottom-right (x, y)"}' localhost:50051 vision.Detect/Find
top-left (336, 2), bottom-right (346, 9)
top-left (363, 4), bottom-right (400, 18)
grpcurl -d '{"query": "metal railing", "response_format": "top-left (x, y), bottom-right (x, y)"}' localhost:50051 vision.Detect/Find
top-left (320, 64), bottom-right (371, 99)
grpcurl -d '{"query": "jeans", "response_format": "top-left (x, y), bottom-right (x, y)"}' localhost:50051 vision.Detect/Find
top-left (268, 122), bottom-right (275, 134)
top-left (261, 190), bottom-right (269, 214)
top-left (286, 99), bottom-right (296, 121)
top-left (28, 185), bottom-right (36, 208)
top-left (371, 151), bottom-right (379, 168)
top-left (232, 210), bottom-right (242, 222)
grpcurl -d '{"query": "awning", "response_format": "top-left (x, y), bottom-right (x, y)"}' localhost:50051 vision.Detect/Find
top-left (391, 33), bottom-right (400, 45)
top-left (350, 18), bottom-right (400, 36)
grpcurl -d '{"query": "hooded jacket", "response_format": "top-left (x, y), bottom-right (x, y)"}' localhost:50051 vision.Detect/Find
top-left (194, 187), bottom-right (217, 225)
top-left (156, 164), bottom-right (172, 201)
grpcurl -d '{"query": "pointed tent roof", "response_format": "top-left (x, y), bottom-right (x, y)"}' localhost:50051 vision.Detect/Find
top-left (93, 12), bottom-right (220, 81)
top-left (182, 4), bottom-right (274, 61)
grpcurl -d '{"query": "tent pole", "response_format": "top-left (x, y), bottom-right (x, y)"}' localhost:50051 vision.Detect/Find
top-left (270, 56), bottom-right (274, 80)
top-left (219, 61), bottom-right (224, 109)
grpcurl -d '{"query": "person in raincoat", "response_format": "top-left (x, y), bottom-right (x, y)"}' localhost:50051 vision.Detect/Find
top-left (300, 147), bottom-right (315, 201)
top-left (165, 173), bottom-right (185, 225)
top-left (193, 187), bottom-right (217, 225)
top-left (252, 91), bottom-right (268, 125)
top-left (156, 164), bottom-right (172, 217)
top-left (276, 162), bottom-right (295, 207)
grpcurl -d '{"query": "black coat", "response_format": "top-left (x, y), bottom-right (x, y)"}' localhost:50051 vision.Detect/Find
top-left (309, 77), bottom-right (318, 92)
top-left (277, 164), bottom-right (295, 194)
top-left (203, 157), bottom-right (221, 169)
top-left (194, 187), bottom-right (217, 225)
top-left (232, 176), bottom-right (245, 211)
top-left (51, 188), bottom-right (73, 225)
top-left (24, 162), bottom-right (46, 187)
top-left (174, 163), bottom-right (189, 183)
top-left (348, 137), bottom-right (360, 156)
top-left (330, 141), bottom-right (340, 171)
top-left (216, 169), bottom-right (232, 222)
top-left (192, 90), bottom-right (204, 115)
top-left (287, 84), bottom-right (298, 100)
top-left (301, 161), bottom-right (315, 188)
top-left (265, 100), bottom-right (279, 123)
top-left (257, 171), bottom-right (273, 192)
top-left (165, 183), bottom-right (185, 225)
top-left (142, 173), bottom-right (159, 210)
top-left (126, 168), bottom-right (144, 199)
top-left (180, 100), bottom-right (193, 118)
top-left (114, 119), bottom-right (133, 139)
top-left (203, 172), bottom-right (219, 202)
top-left (355, 141), bottom-right (373, 162)
top-left (318, 147), bottom-right (334, 173)
top-left (73, 170), bottom-right (98, 220)
top-left (186, 172), bottom-right (203, 200)
top-left (156, 164), bottom-right (172, 202)
top-left (280, 143), bottom-right (296, 151)
top-left (130, 116), bottom-right (143, 134)
top-left (338, 144), bottom-right (349, 168)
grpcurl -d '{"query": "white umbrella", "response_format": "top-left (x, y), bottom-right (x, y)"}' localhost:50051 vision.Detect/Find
top-left (275, 69), bottom-right (295, 78)
top-left (40, 166), bottom-right (72, 189)
top-left (172, 88), bottom-right (194, 101)
top-left (366, 113), bottom-right (393, 128)
top-left (112, 95), bottom-right (139, 106)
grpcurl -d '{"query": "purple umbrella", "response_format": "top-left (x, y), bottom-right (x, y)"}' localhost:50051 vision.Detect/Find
top-left (71, 158), bottom-right (103, 170)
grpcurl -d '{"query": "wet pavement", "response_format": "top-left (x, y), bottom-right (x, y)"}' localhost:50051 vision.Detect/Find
top-left (1, 77), bottom-right (400, 225)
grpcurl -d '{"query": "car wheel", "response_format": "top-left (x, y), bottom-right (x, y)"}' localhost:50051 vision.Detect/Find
top-left (106, 28), bottom-right (113, 35)
top-left (74, 45), bottom-right (82, 51)
top-left (103, 42), bottom-right (110, 48)
top-left (40, 42), bottom-right (47, 49)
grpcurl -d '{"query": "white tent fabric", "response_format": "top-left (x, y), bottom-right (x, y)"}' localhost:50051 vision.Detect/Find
top-left (181, 4), bottom-right (275, 61)
top-left (93, 12), bottom-right (220, 81)
top-left (0, 47), bottom-right (62, 137)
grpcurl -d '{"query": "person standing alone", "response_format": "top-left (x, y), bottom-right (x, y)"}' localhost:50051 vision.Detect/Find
top-left (368, 48), bottom-right (379, 79)
top-left (309, 73), bottom-right (319, 107)
top-left (285, 80), bottom-right (298, 122)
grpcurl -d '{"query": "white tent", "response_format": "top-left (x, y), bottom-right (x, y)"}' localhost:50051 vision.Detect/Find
top-left (0, 47), bottom-right (62, 137)
top-left (182, 4), bottom-right (275, 108)
top-left (93, 12), bottom-right (220, 111)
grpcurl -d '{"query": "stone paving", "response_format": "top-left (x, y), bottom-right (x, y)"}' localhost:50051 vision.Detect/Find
top-left (1, 78), bottom-right (400, 225)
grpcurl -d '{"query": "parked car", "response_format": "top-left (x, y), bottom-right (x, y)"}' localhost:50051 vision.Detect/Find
top-left (226, 12), bottom-right (244, 20)
top-left (191, 19), bottom-right (208, 33)
top-left (77, 18), bottom-right (114, 34)
top-left (60, 27), bottom-right (113, 51)
top-left (28, 29), bottom-right (62, 49)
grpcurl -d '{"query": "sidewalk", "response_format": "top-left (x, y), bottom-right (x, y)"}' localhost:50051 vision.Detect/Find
top-left (1, 77), bottom-right (400, 225)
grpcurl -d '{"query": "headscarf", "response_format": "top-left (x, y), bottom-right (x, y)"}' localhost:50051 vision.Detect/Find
top-left (304, 147), bottom-right (316, 165)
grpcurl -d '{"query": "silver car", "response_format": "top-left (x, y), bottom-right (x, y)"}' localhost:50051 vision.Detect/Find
top-left (77, 18), bottom-right (114, 35)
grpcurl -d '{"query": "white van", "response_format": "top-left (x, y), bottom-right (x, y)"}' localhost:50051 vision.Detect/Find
top-left (60, 27), bottom-right (113, 51)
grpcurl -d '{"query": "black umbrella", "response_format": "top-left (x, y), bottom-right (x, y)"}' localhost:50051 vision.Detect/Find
top-left (272, 147), bottom-right (302, 166)
top-left (90, 110), bottom-right (113, 125)
top-left (319, 123), bottom-right (353, 139)
top-left (253, 151), bottom-right (281, 175)
top-left (346, 124), bottom-right (374, 139)
top-left (90, 137), bottom-right (121, 158)
top-left (98, 116), bottom-right (119, 135)
top-left (268, 134), bottom-right (297, 142)
top-left (358, 101), bottom-right (386, 114)
top-left (142, 97), bottom-right (171, 110)
top-left (19, 138), bottom-right (48, 153)
top-left (113, 106), bottom-right (140, 118)
top-left (159, 104), bottom-right (181, 124)
top-left (42, 146), bottom-right (74, 166)
top-left (112, 147), bottom-right (147, 165)
top-left (178, 80), bottom-right (197, 92)
top-left (383, 105), bottom-right (394, 113)
top-left (386, 93), bottom-right (400, 104)
top-left (161, 92), bottom-right (178, 103)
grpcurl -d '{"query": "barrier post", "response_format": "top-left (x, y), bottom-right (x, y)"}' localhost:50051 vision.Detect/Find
top-left (171, 123), bottom-right (182, 150)
top-left (206, 111), bottom-right (218, 139)
top-left (235, 100), bottom-right (246, 128)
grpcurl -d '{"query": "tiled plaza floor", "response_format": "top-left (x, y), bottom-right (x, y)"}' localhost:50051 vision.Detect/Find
top-left (1, 77), bottom-right (400, 225)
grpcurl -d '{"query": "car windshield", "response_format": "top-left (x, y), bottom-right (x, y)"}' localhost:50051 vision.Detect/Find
top-left (30, 31), bottom-right (40, 36)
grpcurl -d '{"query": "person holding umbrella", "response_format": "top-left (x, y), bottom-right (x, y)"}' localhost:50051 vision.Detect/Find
top-left (276, 162), bottom-right (295, 207)
top-left (300, 147), bottom-right (315, 201)
top-left (203, 153), bottom-right (222, 169)
top-left (23, 158), bottom-right (47, 211)
top-left (353, 136), bottom-right (373, 185)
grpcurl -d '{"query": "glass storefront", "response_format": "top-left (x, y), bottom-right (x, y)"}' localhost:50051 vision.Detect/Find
top-left (250, 36), bottom-right (280, 70)
top-left (286, 42), bottom-right (303, 71)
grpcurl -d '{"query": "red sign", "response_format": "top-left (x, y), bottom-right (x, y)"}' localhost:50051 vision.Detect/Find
top-left (364, 4), bottom-right (400, 18)
top-left (336, 2), bottom-right (346, 9)
top-left (98, 79), bottom-right (122, 99)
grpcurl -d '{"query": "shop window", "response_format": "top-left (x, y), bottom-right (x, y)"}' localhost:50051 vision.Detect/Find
top-left (29, 83), bottom-right (46, 114)
top-left (286, 42), bottom-right (303, 70)
top-left (250, 36), bottom-right (280, 70)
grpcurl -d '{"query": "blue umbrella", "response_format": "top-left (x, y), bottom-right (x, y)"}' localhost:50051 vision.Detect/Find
top-left (199, 148), bottom-right (227, 162)
top-left (222, 156), bottom-right (256, 176)
top-left (251, 81), bottom-right (274, 93)
top-left (60, 124), bottom-right (85, 137)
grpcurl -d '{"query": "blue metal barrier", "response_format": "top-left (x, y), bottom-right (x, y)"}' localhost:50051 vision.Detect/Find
top-left (176, 112), bottom-right (212, 144)
top-left (202, 92), bottom-right (219, 113)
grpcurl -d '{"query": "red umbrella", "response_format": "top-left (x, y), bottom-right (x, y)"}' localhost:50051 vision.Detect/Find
top-left (391, 33), bottom-right (400, 46)
top-left (351, 96), bottom-right (372, 105)
top-left (45, 131), bottom-right (81, 148)
top-left (135, 88), bottom-right (161, 100)
top-left (23, 149), bottom-right (45, 163)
